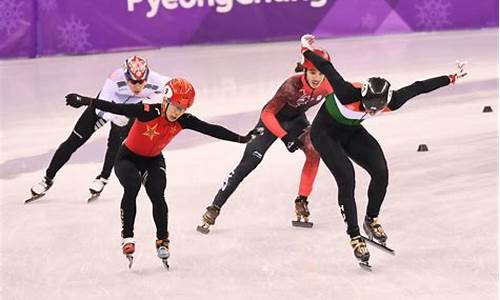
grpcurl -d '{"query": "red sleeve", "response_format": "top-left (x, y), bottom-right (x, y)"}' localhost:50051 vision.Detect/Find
top-left (260, 79), bottom-right (294, 138)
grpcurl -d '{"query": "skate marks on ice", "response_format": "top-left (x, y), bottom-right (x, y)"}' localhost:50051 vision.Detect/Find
top-left (3, 29), bottom-right (498, 299)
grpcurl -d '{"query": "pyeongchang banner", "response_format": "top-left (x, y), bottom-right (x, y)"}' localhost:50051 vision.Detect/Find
top-left (1, 0), bottom-right (498, 58)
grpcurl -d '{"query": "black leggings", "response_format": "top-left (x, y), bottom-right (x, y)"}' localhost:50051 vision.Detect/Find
top-left (114, 146), bottom-right (168, 240)
top-left (99, 121), bottom-right (133, 179)
top-left (212, 116), bottom-right (309, 208)
top-left (45, 105), bottom-right (132, 180)
top-left (310, 106), bottom-right (389, 238)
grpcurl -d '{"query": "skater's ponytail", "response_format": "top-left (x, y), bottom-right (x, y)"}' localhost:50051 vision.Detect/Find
top-left (295, 62), bottom-right (305, 73)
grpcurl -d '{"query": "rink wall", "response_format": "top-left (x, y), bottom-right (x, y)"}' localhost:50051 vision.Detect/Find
top-left (1, 0), bottom-right (498, 58)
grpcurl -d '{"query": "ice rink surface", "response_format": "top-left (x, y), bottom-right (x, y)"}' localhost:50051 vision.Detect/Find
top-left (1, 29), bottom-right (498, 299)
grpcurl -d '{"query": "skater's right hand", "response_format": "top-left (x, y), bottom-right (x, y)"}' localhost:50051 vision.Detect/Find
top-left (243, 126), bottom-right (265, 143)
top-left (65, 93), bottom-right (93, 108)
top-left (449, 60), bottom-right (468, 84)
top-left (300, 34), bottom-right (315, 52)
top-left (281, 134), bottom-right (302, 153)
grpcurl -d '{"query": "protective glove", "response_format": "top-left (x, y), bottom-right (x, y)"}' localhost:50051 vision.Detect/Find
top-left (281, 134), bottom-right (303, 153)
top-left (449, 60), bottom-right (468, 84)
top-left (65, 93), bottom-right (93, 108)
top-left (243, 127), bottom-right (265, 143)
top-left (300, 34), bottom-right (316, 52)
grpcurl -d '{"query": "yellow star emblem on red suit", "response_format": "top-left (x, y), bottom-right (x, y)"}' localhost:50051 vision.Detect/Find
top-left (143, 123), bottom-right (160, 141)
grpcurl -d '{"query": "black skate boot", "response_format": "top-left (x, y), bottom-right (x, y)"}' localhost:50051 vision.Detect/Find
top-left (155, 239), bottom-right (170, 269)
top-left (350, 235), bottom-right (371, 270)
top-left (363, 216), bottom-right (388, 244)
top-left (291, 196), bottom-right (313, 228)
top-left (196, 205), bottom-right (220, 234)
top-left (26, 176), bottom-right (54, 204)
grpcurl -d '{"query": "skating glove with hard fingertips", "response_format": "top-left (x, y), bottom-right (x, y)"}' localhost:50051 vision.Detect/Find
top-left (65, 93), bottom-right (93, 108)
top-left (244, 127), bottom-right (265, 143)
top-left (281, 134), bottom-right (302, 153)
top-left (300, 34), bottom-right (315, 52)
top-left (449, 60), bottom-right (468, 84)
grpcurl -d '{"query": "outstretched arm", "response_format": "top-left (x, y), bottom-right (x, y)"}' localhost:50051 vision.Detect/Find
top-left (388, 61), bottom-right (468, 110)
top-left (301, 35), bottom-right (360, 104)
top-left (388, 76), bottom-right (451, 110)
top-left (178, 114), bottom-right (263, 143)
top-left (65, 94), bottom-right (160, 121)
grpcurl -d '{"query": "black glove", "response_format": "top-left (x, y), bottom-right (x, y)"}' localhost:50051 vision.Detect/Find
top-left (281, 134), bottom-right (302, 153)
top-left (65, 93), bottom-right (93, 108)
top-left (244, 127), bottom-right (264, 143)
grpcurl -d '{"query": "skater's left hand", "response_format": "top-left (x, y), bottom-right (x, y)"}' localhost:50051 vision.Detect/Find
top-left (449, 60), bottom-right (468, 84)
top-left (65, 93), bottom-right (93, 108)
top-left (243, 127), bottom-right (264, 143)
top-left (281, 134), bottom-right (303, 153)
top-left (300, 34), bottom-right (316, 52)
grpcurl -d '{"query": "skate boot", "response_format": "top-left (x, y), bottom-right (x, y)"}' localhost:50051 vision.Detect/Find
top-left (121, 237), bottom-right (135, 269)
top-left (196, 205), bottom-right (220, 234)
top-left (88, 177), bottom-right (108, 202)
top-left (292, 196), bottom-right (313, 228)
top-left (26, 176), bottom-right (54, 203)
top-left (155, 239), bottom-right (170, 269)
top-left (350, 235), bottom-right (371, 270)
top-left (363, 216), bottom-right (388, 245)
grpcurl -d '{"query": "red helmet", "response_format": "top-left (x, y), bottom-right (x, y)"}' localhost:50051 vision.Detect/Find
top-left (124, 55), bottom-right (149, 83)
top-left (163, 78), bottom-right (195, 109)
top-left (302, 48), bottom-right (331, 70)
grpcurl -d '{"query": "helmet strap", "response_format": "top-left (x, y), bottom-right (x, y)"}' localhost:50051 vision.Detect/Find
top-left (161, 98), bottom-right (169, 120)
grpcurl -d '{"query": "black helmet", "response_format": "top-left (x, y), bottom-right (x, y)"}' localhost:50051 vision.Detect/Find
top-left (361, 77), bottom-right (392, 112)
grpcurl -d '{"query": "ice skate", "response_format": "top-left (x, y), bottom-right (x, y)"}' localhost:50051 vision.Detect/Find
top-left (350, 236), bottom-right (371, 270)
top-left (121, 237), bottom-right (135, 269)
top-left (88, 177), bottom-right (108, 202)
top-left (363, 216), bottom-right (388, 245)
top-left (362, 216), bottom-right (395, 255)
top-left (196, 205), bottom-right (220, 234)
top-left (155, 239), bottom-right (170, 269)
top-left (25, 176), bottom-right (53, 204)
top-left (291, 196), bottom-right (313, 228)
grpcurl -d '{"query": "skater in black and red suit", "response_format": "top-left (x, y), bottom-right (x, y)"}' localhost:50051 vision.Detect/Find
top-left (65, 78), bottom-right (262, 268)
top-left (300, 34), bottom-right (468, 266)
top-left (197, 48), bottom-right (334, 233)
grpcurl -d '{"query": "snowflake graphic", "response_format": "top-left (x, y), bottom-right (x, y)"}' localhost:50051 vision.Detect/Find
top-left (57, 16), bottom-right (92, 53)
top-left (0, 0), bottom-right (25, 35)
top-left (361, 13), bottom-right (378, 30)
top-left (415, 0), bottom-right (452, 30)
top-left (39, 0), bottom-right (58, 12)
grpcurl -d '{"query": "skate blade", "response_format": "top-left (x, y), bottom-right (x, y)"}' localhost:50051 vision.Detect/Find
top-left (361, 235), bottom-right (395, 255)
top-left (87, 192), bottom-right (101, 203)
top-left (358, 261), bottom-right (372, 271)
top-left (161, 259), bottom-right (170, 269)
top-left (126, 254), bottom-right (134, 269)
top-left (24, 193), bottom-right (45, 204)
top-left (291, 220), bottom-right (313, 228)
top-left (196, 225), bottom-right (210, 234)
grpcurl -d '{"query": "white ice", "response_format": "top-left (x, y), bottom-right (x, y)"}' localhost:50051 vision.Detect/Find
top-left (1, 29), bottom-right (498, 299)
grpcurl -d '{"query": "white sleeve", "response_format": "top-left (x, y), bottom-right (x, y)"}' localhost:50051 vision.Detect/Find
top-left (147, 71), bottom-right (171, 92)
top-left (95, 78), bottom-right (116, 122)
top-left (95, 78), bottom-right (132, 124)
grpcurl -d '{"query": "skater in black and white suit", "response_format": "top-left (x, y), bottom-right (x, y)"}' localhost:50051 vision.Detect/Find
top-left (29, 55), bottom-right (170, 201)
